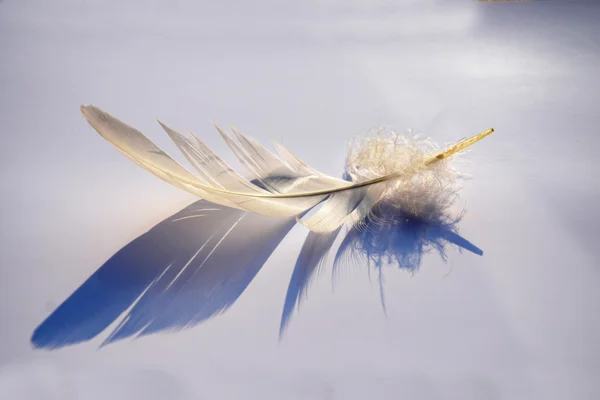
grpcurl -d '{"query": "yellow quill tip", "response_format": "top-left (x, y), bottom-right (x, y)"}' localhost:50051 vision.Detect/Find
top-left (426, 128), bottom-right (494, 165)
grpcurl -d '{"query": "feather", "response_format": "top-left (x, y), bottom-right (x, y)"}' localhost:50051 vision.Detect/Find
top-left (31, 107), bottom-right (493, 348)
top-left (81, 105), bottom-right (493, 233)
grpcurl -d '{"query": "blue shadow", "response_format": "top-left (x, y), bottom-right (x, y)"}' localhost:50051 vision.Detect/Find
top-left (32, 192), bottom-right (482, 349)
top-left (32, 199), bottom-right (296, 349)
top-left (279, 199), bottom-right (483, 336)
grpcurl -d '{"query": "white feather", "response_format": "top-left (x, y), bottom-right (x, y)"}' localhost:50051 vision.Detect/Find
top-left (80, 105), bottom-right (493, 232)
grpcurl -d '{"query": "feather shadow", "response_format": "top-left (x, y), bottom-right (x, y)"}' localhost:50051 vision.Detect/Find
top-left (31, 199), bottom-right (296, 349)
top-left (279, 199), bottom-right (483, 336)
top-left (31, 194), bottom-right (482, 349)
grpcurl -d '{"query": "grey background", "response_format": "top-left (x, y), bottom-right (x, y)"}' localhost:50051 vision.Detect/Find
top-left (1, 0), bottom-right (599, 399)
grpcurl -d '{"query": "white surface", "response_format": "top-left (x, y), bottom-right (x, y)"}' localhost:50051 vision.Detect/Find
top-left (1, 1), bottom-right (599, 399)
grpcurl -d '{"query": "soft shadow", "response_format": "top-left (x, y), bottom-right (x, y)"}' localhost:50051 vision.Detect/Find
top-left (32, 197), bottom-right (482, 349)
top-left (279, 199), bottom-right (483, 336)
top-left (32, 200), bottom-right (296, 349)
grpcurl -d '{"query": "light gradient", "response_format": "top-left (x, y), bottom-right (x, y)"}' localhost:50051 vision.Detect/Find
top-left (1, 0), bottom-right (599, 399)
